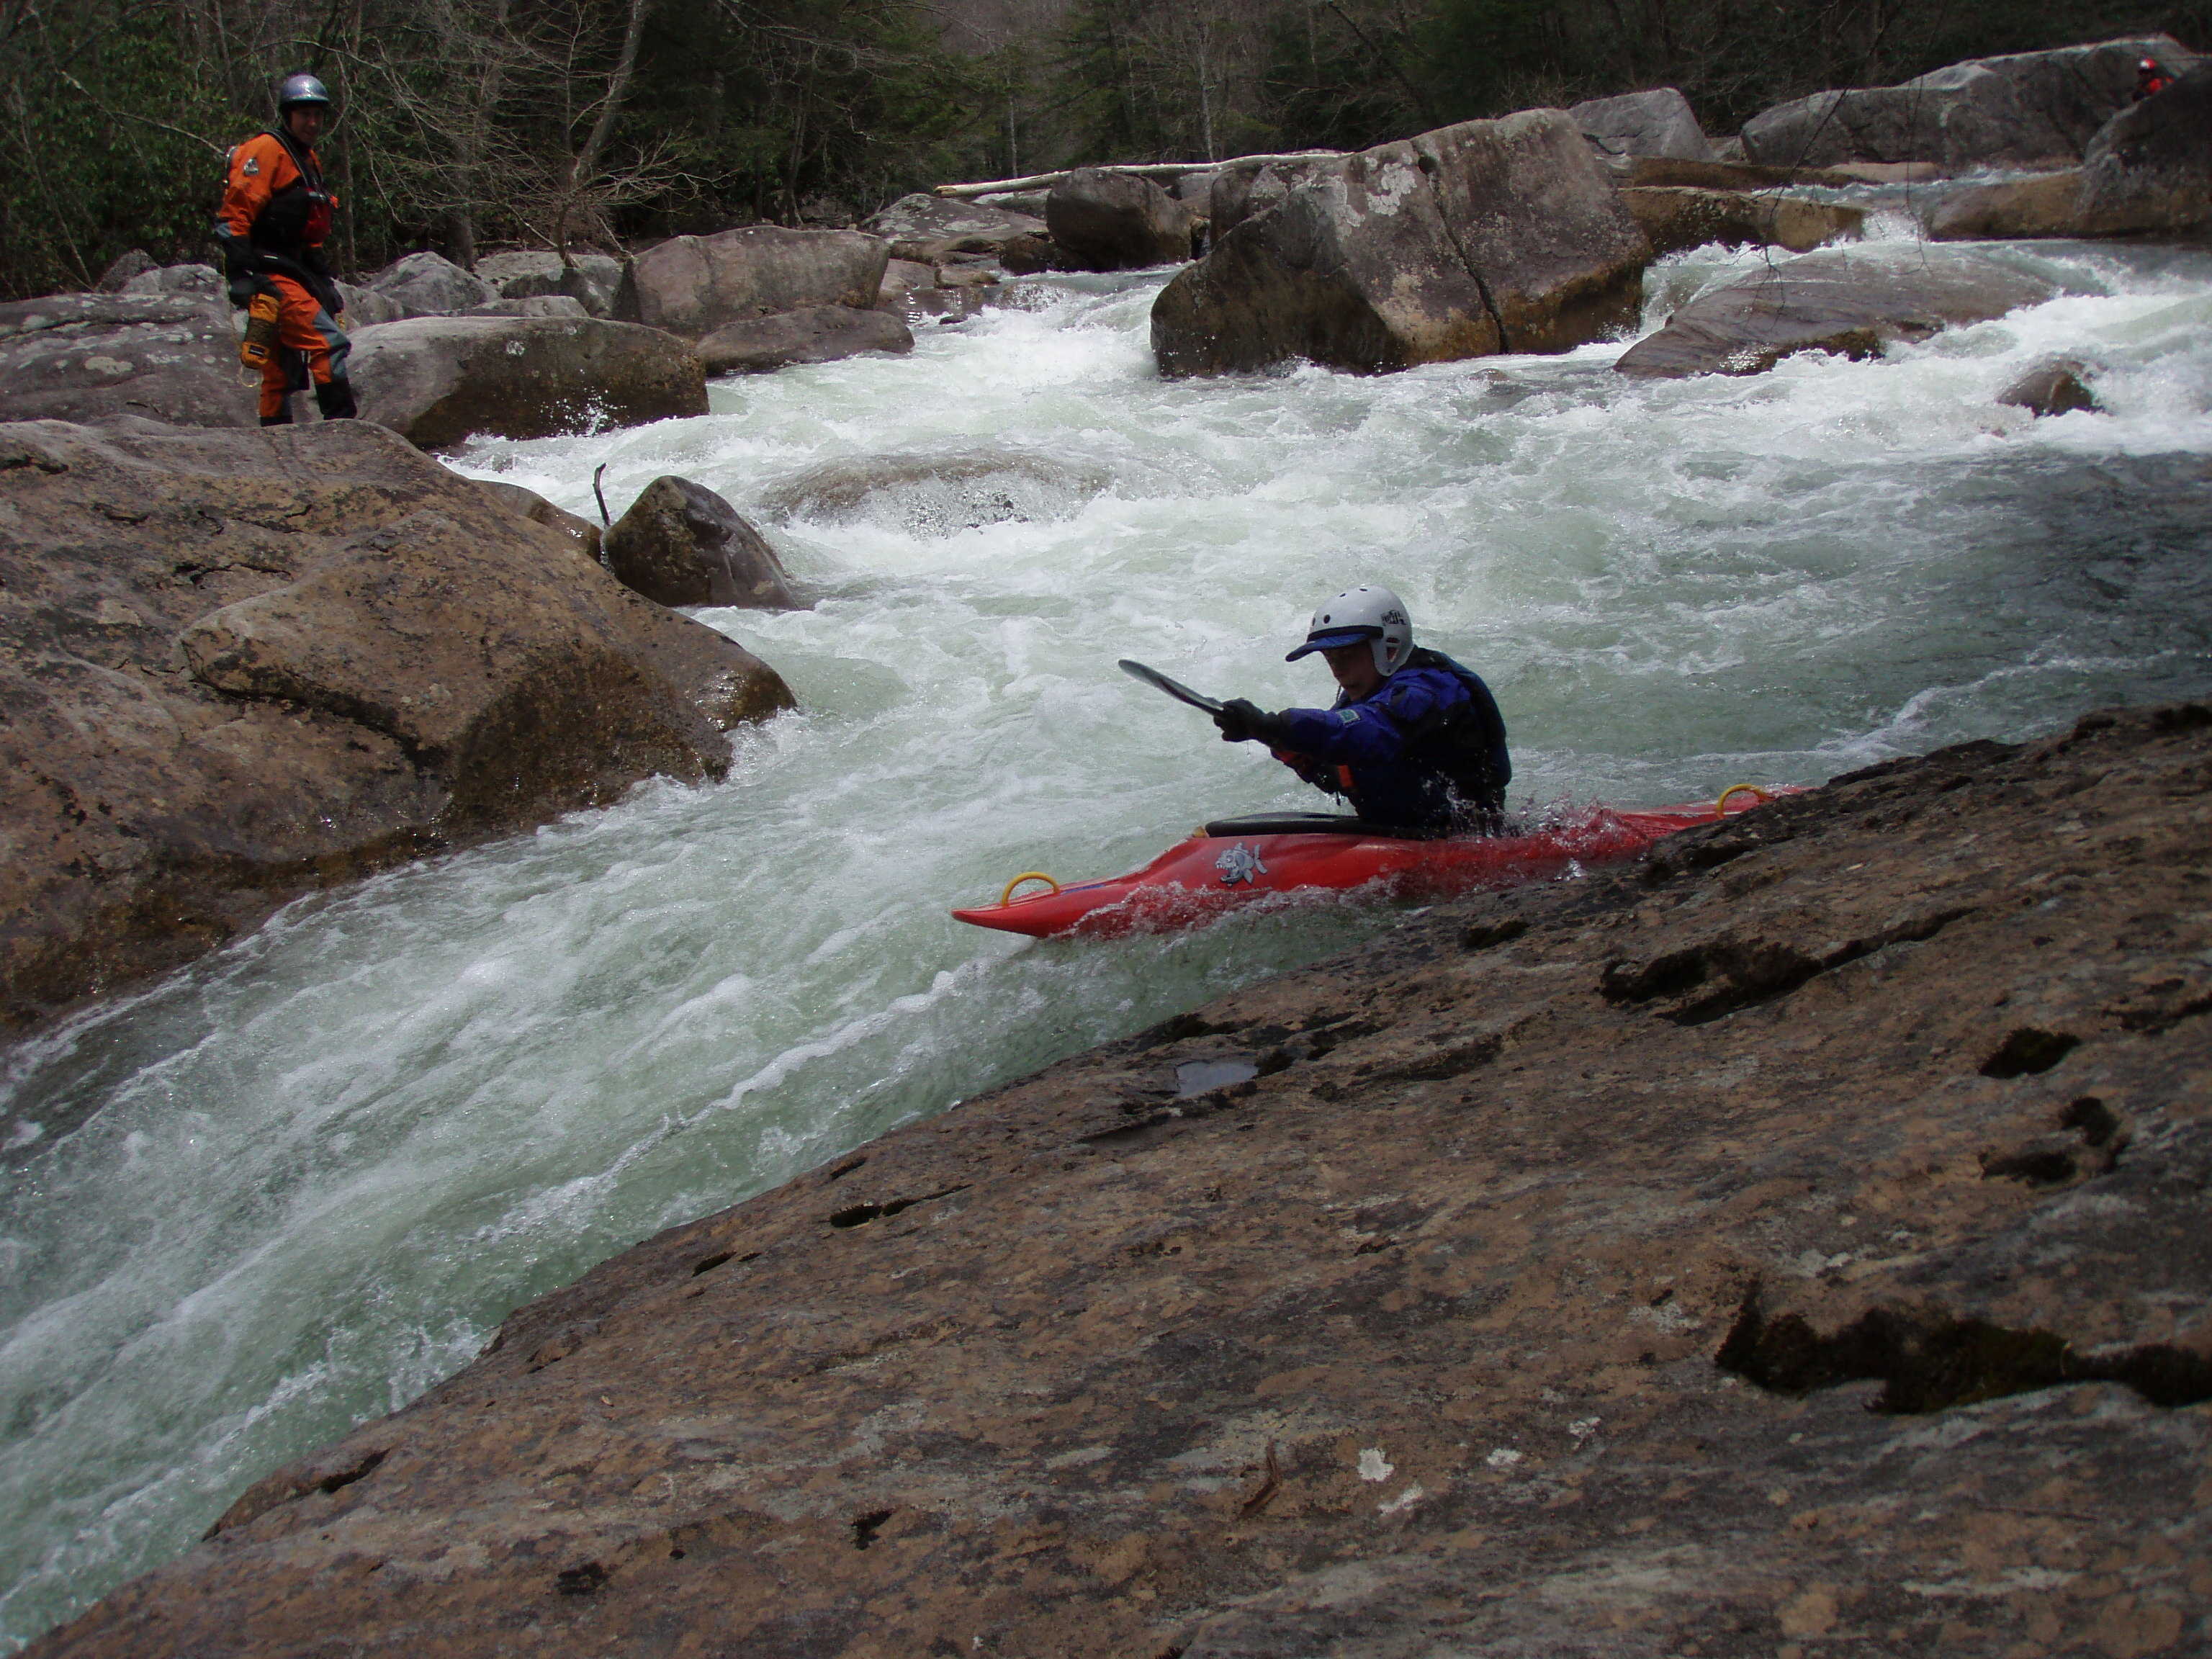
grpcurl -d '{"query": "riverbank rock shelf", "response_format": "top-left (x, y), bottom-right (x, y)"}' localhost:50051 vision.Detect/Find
top-left (29, 701), bottom-right (2212, 1655)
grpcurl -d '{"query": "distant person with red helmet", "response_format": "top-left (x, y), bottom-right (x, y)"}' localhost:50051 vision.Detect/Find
top-left (2133, 58), bottom-right (2176, 101)
top-left (214, 73), bottom-right (356, 426)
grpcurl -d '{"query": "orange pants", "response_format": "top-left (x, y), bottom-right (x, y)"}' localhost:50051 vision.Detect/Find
top-left (258, 273), bottom-right (351, 421)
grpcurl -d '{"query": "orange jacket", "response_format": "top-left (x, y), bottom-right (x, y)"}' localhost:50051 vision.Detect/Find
top-left (220, 132), bottom-right (336, 250)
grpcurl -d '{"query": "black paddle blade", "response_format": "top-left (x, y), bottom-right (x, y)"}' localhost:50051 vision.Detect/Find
top-left (1118, 658), bottom-right (1225, 716)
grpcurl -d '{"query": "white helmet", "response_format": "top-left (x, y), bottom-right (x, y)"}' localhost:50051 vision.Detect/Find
top-left (1285, 584), bottom-right (1413, 678)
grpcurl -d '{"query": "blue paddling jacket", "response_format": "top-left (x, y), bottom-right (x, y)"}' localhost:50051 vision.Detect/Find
top-left (1271, 648), bottom-right (1511, 832)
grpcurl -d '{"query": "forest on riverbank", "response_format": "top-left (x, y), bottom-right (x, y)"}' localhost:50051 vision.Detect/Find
top-left (2, 0), bottom-right (2206, 299)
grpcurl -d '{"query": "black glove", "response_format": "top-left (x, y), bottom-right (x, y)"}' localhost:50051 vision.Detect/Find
top-left (217, 235), bottom-right (259, 309)
top-left (227, 276), bottom-right (260, 310)
top-left (1215, 698), bottom-right (1291, 746)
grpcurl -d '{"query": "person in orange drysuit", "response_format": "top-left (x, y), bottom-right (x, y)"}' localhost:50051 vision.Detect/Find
top-left (2133, 57), bottom-right (2176, 101)
top-left (214, 72), bottom-right (356, 426)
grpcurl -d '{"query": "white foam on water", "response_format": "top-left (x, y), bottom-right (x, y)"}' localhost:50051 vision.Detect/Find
top-left (4, 245), bottom-right (2212, 1648)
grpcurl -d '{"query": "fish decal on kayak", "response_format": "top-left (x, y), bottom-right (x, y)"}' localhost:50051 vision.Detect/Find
top-left (1215, 842), bottom-right (1268, 886)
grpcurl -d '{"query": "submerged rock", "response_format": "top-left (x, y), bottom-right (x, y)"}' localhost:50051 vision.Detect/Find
top-left (0, 418), bottom-right (791, 1032)
top-left (1046, 169), bottom-right (1195, 271)
top-left (1741, 35), bottom-right (2197, 170)
top-left (1622, 186), bottom-right (1863, 256)
top-left (628, 227), bottom-right (889, 338)
top-left (1154, 109), bottom-right (1651, 377)
top-left (1998, 358), bottom-right (2100, 416)
top-left (603, 476), bottom-right (799, 608)
top-left (1571, 86), bottom-right (1711, 161)
top-left (0, 292), bottom-right (251, 427)
top-left (754, 447), bottom-right (1112, 534)
top-left (695, 305), bottom-right (912, 375)
top-left (348, 315), bottom-right (707, 449)
top-left (32, 702), bottom-right (2212, 1655)
top-left (1614, 246), bottom-right (2058, 379)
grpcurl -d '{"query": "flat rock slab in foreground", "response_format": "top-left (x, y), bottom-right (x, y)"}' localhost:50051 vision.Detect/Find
top-left (1153, 109), bottom-right (1650, 376)
top-left (1615, 246), bottom-right (2059, 379)
top-left (349, 315), bottom-right (708, 449)
top-left (35, 703), bottom-right (2212, 1656)
top-left (0, 418), bottom-right (791, 1030)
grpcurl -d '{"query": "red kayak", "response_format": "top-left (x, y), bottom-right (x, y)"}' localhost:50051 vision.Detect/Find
top-left (953, 788), bottom-right (1781, 940)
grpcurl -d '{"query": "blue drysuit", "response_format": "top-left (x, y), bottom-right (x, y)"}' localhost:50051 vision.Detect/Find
top-left (1270, 655), bottom-right (1509, 832)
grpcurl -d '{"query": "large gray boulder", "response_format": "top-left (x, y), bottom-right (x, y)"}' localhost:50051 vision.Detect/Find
top-left (0, 418), bottom-right (790, 1030)
top-left (1154, 109), bottom-right (1651, 377)
top-left (470, 250), bottom-right (630, 320)
top-left (1623, 186), bottom-right (1863, 256)
top-left (1046, 170), bottom-right (1195, 271)
top-left (94, 249), bottom-right (158, 292)
top-left (348, 315), bottom-right (706, 449)
top-left (695, 305), bottom-right (913, 376)
top-left (861, 194), bottom-right (1049, 264)
top-left (603, 475), bottom-right (798, 608)
top-left (1614, 246), bottom-right (2059, 379)
top-left (1208, 158), bottom-right (1328, 240)
top-left (2075, 66), bottom-right (2212, 234)
top-left (1741, 36), bottom-right (2195, 170)
top-left (1923, 68), bottom-right (2212, 240)
top-left (1572, 88), bottom-right (1711, 161)
top-left (334, 282), bottom-right (410, 325)
top-left (629, 227), bottom-right (889, 338)
top-left (120, 262), bottom-right (220, 299)
top-left (367, 251), bottom-right (496, 315)
top-left (467, 295), bottom-right (591, 318)
top-left (0, 292), bottom-right (252, 427)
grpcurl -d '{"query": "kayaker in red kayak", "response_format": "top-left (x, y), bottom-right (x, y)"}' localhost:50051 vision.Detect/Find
top-left (1210, 585), bottom-right (1511, 835)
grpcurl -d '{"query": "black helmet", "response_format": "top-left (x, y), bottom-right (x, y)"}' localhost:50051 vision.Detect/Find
top-left (276, 72), bottom-right (332, 111)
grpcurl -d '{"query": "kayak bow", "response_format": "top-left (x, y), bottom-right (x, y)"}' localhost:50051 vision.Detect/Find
top-left (953, 788), bottom-right (1783, 940)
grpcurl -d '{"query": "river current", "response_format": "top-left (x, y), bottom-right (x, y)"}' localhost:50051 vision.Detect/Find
top-left (4, 233), bottom-right (2212, 1645)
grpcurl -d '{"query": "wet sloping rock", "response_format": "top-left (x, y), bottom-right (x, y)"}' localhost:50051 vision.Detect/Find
top-left (1614, 246), bottom-right (2058, 379)
top-left (603, 476), bottom-right (799, 608)
top-left (628, 227), bottom-right (889, 338)
top-left (1046, 168), bottom-right (1195, 270)
top-left (694, 305), bottom-right (912, 376)
top-left (753, 447), bottom-right (1112, 535)
top-left (1622, 155), bottom-right (1853, 189)
top-left (472, 477), bottom-right (604, 561)
top-left (0, 418), bottom-right (791, 1031)
top-left (1622, 186), bottom-right (1863, 256)
top-left (1571, 86), bottom-right (1710, 161)
top-left (471, 250), bottom-right (630, 319)
top-left (1925, 169), bottom-right (2088, 240)
top-left (348, 315), bottom-right (707, 449)
top-left (30, 703), bottom-right (2212, 1657)
top-left (367, 251), bottom-right (496, 315)
top-left (0, 292), bottom-right (252, 427)
top-left (1155, 109), bottom-right (1651, 377)
top-left (1741, 36), bottom-right (2197, 170)
top-left (861, 194), bottom-right (1049, 264)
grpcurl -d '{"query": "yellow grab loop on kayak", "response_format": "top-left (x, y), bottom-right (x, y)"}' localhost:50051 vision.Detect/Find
top-left (1716, 783), bottom-right (1772, 814)
top-left (999, 871), bottom-right (1062, 907)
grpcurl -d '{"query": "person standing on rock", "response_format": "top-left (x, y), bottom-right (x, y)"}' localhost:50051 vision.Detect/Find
top-left (215, 72), bottom-right (356, 427)
top-left (2133, 58), bottom-right (2176, 101)
top-left (1212, 585), bottom-right (1511, 833)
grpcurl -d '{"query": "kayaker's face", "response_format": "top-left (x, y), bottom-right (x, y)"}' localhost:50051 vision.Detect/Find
top-left (1322, 643), bottom-right (1383, 700)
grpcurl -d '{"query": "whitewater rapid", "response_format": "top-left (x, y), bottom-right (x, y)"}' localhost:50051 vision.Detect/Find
top-left (4, 233), bottom-right (2212, 1646)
